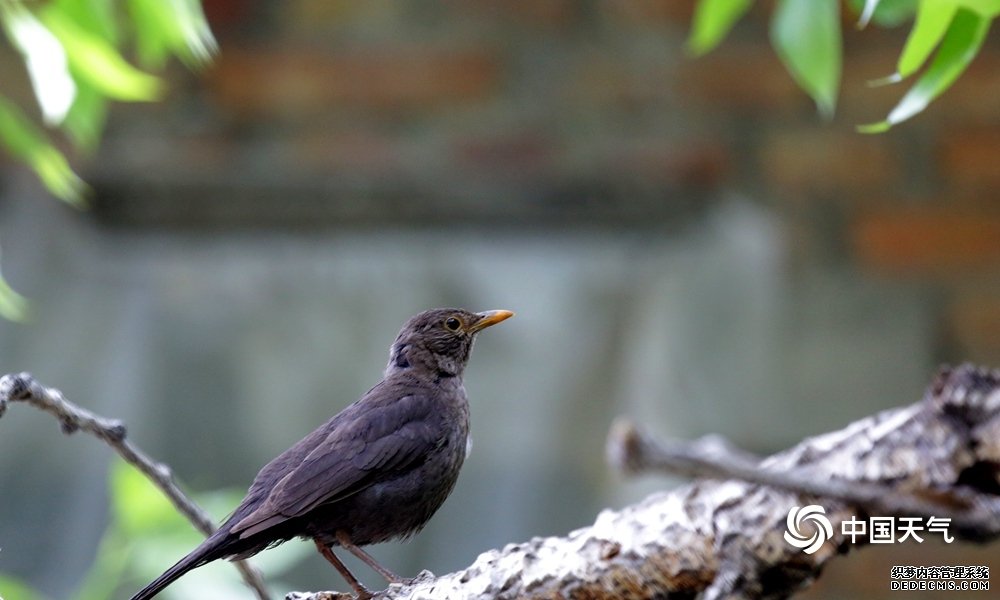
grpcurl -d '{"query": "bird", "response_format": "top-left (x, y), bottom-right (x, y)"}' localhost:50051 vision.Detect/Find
top-left (129, 307), bottom-right (514, 600)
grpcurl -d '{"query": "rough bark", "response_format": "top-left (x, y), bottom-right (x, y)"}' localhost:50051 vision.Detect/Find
top-left (3, 365), bottom-right (997, 600)
top-left (285, 363), bottom-right (999, 600)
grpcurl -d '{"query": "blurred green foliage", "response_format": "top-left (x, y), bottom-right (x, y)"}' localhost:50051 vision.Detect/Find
top-left (0, 0), bottom-right (215, 321)
top-left (0, 574), bottom-right (46, 600)
top-left (771, 0), bottom-right (843, 119)
top-left (0, 0), bottom-right (997, 321)
top-left (689, 0), bottom-right (999, 130)
top-left (0, 0), bottom-right (214, 205)
top-left (101, 460), bottom-right (308, 599)
top-left (0, 243), bottom-right (28, 321)
top-left (0, 459), bottom-right (308, 599)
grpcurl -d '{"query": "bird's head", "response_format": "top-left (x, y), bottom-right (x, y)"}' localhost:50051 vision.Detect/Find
top-left (386, 308), bottom-right (514, 379)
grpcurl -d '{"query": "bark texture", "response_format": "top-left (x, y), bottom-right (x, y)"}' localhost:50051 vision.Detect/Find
top-left (287, 363), bottom-right (999, 600)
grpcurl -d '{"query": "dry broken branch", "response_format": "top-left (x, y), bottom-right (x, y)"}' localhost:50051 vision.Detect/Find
top-left (286, 363), bottom-right (998, 600)
top-left (0, 372), bottom-right (271, 600)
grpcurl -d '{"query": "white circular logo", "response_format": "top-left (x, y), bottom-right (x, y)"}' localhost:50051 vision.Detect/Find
top-left (784, 504), bottom-right (833, 554)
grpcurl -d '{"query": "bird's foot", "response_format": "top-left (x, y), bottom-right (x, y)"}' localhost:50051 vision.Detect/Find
top-left (386, 569), bottom-right (434, 588)
top-left (347, 579), bottom-right (377, 600)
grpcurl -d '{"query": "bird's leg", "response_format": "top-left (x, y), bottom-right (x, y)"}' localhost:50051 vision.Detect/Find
top-left (335, 530), bottom-right (406, 584)
top-left (313, 539), bottom-right (373, 600)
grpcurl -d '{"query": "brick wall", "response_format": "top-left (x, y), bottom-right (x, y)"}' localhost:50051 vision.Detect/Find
top-left (102, 0), bottom-right (992, 365)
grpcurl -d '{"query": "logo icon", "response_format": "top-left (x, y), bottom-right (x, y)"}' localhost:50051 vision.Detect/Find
top-left (785, 504), bottom-right (833, 554)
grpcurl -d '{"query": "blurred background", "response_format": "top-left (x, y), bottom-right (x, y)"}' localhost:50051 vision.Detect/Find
top-left (1, 1), bottom-right (999, 599)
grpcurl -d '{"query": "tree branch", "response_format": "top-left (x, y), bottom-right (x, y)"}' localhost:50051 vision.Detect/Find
top-left (0, 372), bottom-right (271, 600)
top-left (605, 418), bottom-right (1000, 537)
top-left (286, 363), bottom-right (999, 600)
top-left (5, 365), bottom-right (997, 600)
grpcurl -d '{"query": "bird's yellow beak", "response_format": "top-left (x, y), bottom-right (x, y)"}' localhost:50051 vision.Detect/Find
top-left (471, 309), bottom-right (514, 332)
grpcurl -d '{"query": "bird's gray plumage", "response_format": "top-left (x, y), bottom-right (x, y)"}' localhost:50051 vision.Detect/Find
top-left (129, 307), bottom-right (512, 600)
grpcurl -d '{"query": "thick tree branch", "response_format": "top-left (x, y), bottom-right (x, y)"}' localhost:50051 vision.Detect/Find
top-left (5, 365), bottom-right (997, 600)
top-left (287, 363), bottom-right (999, 600)
top-left (605, 418), bottom-right (1000, 537)
top-left (0, 372), bottom-right (271, 600)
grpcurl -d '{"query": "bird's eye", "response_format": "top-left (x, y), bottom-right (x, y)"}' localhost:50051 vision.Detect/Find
top-left (444, 317), bottom-right (462, 331)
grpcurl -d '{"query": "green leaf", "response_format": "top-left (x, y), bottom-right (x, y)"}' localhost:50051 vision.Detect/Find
top-left (1, 3), bottom-right (76, 125)
top-left (771, 0), bottom-right (842, 118)
top-left (38, 4), bottom-right (163, 102)
top-left (111, 460), bottom-right (191, 537)
top-left (0, 574), bottom-right (45, 600)
top-left (951, 0), bottom-right (1000, 17)
top-left (860, 8), bottom-right (991, 131)
top-left (110, 460), bottom-right (245, 537)
top-left (857, 0), bottom-right (882, 27)
top-left (128, 0), bottom-right (217, 69)
top-left (0, 233), bottom-right (29, 323)
top-left (34, 146), bottom-right (88, 204)
top-left (42, 0), bottom-right (114, 149)
top-left (170, 0), bottom-right (219, 64)
top-left (856, 120), bottom-right (893, 133)
top-left (897, 0), bottom-right (959, 78)
top-left (849, 0), bottom-right (920, 27)
top-left (0, 273), bottom-right (30, 322)
top-left (52, 0), bottom-right (119, 44)
top-left (63, 80), bottom-right (109, 152)
top-left (0, 96), bottom-right (86, 206)
top-left (688, 0), bottom-right (754, 56)
top-left (127, 0), bottom-right (172, 69)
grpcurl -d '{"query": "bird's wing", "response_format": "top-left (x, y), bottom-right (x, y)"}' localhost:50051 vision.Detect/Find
top-left (230, 393), bottom-right (439, 538)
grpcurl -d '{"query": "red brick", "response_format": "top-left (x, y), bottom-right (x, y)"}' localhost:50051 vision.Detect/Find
top-left (291, 131), bottom-right (402, 173)
top-left (451, 134), bottom-right (555, 178)
top-left (676, 42), bottom-right (805, 114)
top-left (602, 1), bottom-right (774, 30)
top-left (207, 46), bottom-right (500, 119)
top-left (283, 0), bottom-right (403, 33)
top-left (448, 0), bottom-right (578, 27)
top-left (598, 0), bottom-right (696, 25)
top-left (567, 53), bottom-right (676, 109)
top-left (761, 131), bottom-right (900, 197)
top-left (852, 210), bottom-right (1000, 273)
top-left (938, 127), bottom-right (1000, 190)
top-left (602, 139), bottom-right (730, 188)
top-left (203, 0), bottom-right (254, 30)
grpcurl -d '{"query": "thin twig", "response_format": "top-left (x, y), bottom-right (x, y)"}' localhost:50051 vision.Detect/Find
top-left (0, 372), bottom-right (271, 600)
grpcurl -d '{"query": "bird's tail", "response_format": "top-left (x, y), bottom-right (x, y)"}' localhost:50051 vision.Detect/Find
top-left (129, 531), bottom-right (229, 600)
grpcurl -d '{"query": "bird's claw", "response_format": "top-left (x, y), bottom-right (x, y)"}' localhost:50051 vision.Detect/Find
top-left (387, 570), bottom-right (434, 588)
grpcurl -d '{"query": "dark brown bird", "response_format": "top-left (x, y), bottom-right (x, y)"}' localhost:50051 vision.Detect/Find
top-left (130, 307), bottom-right (514, 600)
